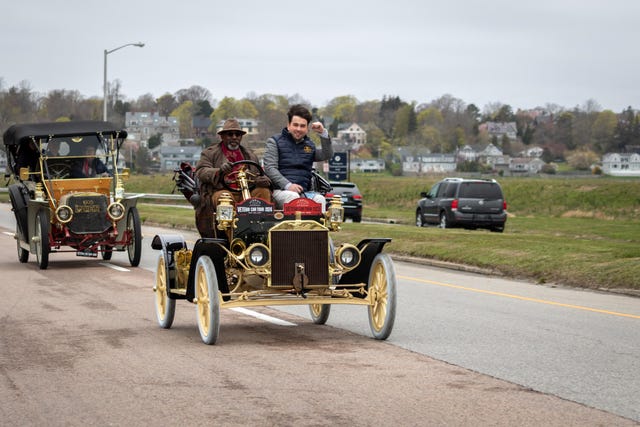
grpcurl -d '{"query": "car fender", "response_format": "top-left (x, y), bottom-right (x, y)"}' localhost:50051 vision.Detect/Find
top-left (26, 199), bottom-right (50, 253)
top-left (337, 238), bottom-right (392, 287)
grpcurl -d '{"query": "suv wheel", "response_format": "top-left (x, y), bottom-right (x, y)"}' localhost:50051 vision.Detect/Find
top-left (416, 211), bottom-right (424, 227)
top-left (439, 212), bottom-right (448, 229)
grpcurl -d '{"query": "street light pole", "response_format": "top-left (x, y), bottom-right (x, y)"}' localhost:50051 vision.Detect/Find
top-left (103, 42), bottom-right (145, 121)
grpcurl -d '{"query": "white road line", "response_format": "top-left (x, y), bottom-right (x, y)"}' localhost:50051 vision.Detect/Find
top-left (99, 263), bottom-right (130, 272)
top-left (230, 307), bottom-right (297, 326)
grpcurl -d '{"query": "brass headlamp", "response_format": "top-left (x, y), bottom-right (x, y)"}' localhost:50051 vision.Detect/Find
top-left (216, 193), bottom-right (236, 230)
top-left (325, 195), bottom-right (344, 231)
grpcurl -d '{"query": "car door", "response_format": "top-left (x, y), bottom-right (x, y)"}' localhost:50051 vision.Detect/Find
top-left (420, 182), bottom-right (442, 224)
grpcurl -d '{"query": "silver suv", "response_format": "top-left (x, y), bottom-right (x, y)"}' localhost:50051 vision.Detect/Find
top-left (415, 177), bottom-right (507, 232)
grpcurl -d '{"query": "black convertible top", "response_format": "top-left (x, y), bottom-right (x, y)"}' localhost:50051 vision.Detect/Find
top-left (3, 121), bottom-right (127, 146)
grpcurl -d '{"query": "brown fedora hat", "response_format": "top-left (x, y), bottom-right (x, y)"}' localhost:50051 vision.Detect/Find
top-left (217, 118), bottom-right (247, 135)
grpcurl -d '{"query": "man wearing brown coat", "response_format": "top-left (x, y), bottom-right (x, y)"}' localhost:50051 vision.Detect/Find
top-left (195, 118), bottom-right (271, 238)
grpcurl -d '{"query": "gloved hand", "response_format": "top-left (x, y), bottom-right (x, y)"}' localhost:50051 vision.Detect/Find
top-left (254, 175), bottom-right (271, 188)
top-left (219, 162), bottom-right (233, 174)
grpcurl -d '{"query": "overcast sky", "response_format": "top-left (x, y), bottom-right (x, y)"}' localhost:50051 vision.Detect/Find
top-left (2, 0), bottom-right (638, 112)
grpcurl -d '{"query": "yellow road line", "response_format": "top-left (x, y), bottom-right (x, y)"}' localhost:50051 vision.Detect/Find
top-left (398, 275), bottom-right (640, 320)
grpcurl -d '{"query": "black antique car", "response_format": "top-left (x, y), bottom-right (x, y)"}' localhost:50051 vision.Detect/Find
top-left (153, 161), bottom-right (397, 344)
top-left (3, 121), bottom-right (142, 269)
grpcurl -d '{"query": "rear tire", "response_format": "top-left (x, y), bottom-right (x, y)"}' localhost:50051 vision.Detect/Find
top-left (439, 212), bottom-right (448, 229)
top-left (352, 215), bottom-right (362, 223)
top-left (309, 304), bottom-right (331, 324)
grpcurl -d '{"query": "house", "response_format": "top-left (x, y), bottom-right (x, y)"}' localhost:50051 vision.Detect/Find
top-left (456, 145), bottom-right (477, 162)
top-left (157, 146), bottom-right (202, 172)
top-left (602, 153), bottom-right (640, 176)
top-left (192, 115), bottom-right (213, 139)
top-left (350, 158), bottom-right (385, 173)
top-left (480, 121), bottom-right (518, 141)
top-left (336, 123), bottom-right (367, 150)
top-left (509, 157), bottom-right (545, 174)
top-left (520, 145), bottom-right (544, 158)
top-left (125, 112), bottom-right (180, 145)
top-left (400, 148), bottom-right (456, 174)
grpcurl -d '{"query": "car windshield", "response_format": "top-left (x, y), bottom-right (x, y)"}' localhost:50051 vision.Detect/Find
top-left (43, 135), bottom-right (104, 159)
top-left (458, 182), bottom-right (502, 199)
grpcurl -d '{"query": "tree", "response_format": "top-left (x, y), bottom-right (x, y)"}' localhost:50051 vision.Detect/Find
top-left (210, 97), bottom-right (258, 127)
top-left (555, 111), bottom-right (575, 150)
top-left (147, 133), bottom-right (163, 150)
top-left (175, 85), bottom-right (212, 105)
top-left (322, 95), bottom-right (358, 126)
top-left (378, 95), bottom-right (405, 138)
top-left (591, 110), bottom-right (618, 153)
top-left (393, 103), bottom-right (416, 138)
top-left (566, 149), bottom-right (599, 170)
top-left (613, 107), bottom-right (640, 151)
top-left (132, 93), bottom-right (157, 112)
top-left (195, 100), bottom-right (214, 117)
top-left (156, 93), bottom-right (178, 117)
top-left (172, 101), bottom-right (195, 138)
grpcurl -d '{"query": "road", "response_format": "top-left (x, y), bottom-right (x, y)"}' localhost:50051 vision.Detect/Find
top-left (0, 205), bottom-right (638, 425)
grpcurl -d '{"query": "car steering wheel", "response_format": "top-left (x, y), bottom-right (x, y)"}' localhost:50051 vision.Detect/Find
top-left (221, 160), bottom-right (266, 193)
top-left (47, 162), bottom-right (72, 179)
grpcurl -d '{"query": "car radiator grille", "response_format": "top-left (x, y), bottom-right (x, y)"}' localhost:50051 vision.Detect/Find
top-left (270, 230), bottom-right (329, 288)
top-left (67, 195), bottom-right (111, 234)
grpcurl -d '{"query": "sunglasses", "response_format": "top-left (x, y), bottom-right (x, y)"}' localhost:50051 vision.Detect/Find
top-left (222, 131), bottom-right (243, 137)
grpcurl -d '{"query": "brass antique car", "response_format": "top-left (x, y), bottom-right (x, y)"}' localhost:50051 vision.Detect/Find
top-left (3, 121), bottom-right (142, 269)
top-left (153, 161), bottom-right (397, 344)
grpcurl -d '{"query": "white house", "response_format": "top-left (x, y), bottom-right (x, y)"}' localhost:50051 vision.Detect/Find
top-left (350, 158), bottom-right (385, 172)
top-left (403, 153), bottom-right (457, 174)
top-left (602, 153), bottom-right (640, 176)
top-left (336, 123), bottom-right (367, 150)
top-left (509, 157), bottom-right (545, 174)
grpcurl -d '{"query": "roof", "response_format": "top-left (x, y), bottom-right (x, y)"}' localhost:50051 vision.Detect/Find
top-left (3, 121), bottom-right (127, 146)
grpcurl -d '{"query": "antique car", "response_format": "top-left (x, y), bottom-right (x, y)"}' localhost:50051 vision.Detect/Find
top-left (153, 160), bottom-right (397, 344)
top-left (3, 121), bottom-right (142, 269)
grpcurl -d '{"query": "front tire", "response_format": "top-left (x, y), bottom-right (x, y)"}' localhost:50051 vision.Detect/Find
top-left (367, 253), bottom-right (397, 340)
top-left (35, 211), bottom-right (50, 270)
top-left (195, 256), bottom-right (220, 345)
top-left (126, 207), bottom-right (142, 267)
top-left (309, 304), bottom-right (331, 324)
top-left (416, 210), bottom-right (424, 227)
top-left (155, 251), bottom-right (175, 329)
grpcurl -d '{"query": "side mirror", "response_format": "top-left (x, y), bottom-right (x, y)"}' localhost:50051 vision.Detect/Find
top-left (420, 191), bottom-right (428, 198)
